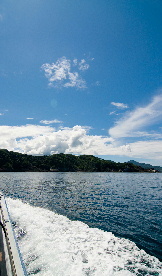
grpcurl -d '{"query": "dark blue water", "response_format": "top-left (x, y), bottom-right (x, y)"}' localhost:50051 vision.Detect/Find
top-left (0, 172), bottom-right (162, 261)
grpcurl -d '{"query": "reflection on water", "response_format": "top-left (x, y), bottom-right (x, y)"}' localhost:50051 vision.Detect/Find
top-left (0, 172), bottom-right (162, 261)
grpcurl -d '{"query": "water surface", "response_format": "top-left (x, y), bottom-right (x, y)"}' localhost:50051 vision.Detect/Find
top-left (0, 172), bottom-right (162, 275)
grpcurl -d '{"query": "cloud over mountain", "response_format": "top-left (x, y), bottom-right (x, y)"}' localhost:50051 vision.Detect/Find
top-left (0, 121), bottom-right (162, 160)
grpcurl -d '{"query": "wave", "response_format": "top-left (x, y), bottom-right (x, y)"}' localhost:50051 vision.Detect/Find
top-left (6, 198), bottom-right (162, 276)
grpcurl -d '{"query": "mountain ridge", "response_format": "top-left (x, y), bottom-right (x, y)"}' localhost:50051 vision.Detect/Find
top-left (0, 149), bottom-right (160, 172)
top-left (128, 160), bottom-right (162, 172)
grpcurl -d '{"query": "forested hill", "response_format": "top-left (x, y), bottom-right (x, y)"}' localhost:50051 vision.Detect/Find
top-left (0, 149), bottom-right (159, 173)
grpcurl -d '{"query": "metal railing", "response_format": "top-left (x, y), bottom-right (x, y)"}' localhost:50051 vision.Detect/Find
top-left (0, 192), bottom-right (27, 276)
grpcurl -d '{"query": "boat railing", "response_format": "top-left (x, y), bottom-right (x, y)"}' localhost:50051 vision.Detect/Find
top-left (0, 192), bottom-right (27, 276)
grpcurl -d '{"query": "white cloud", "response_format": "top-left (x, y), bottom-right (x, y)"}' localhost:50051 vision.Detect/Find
top-left (109, 94), bottom-right (162, 138)
top-left (78, 59), bottom-right (89, 71)
top-left (0, 123), bottom-right (162, 161)
top-left (1, 94), bottom-right (162, 162)
top-left (111, 102), bottom-right (128, 109)
top-left (40, 119), bottom-right (63, 124)
top-left (26, 118), bottom-right (34, 120)
top-left (0, 125), bottom-right (54, 139)
top-left (109, 111), bottom-right (119, 116)
top-left (110, 140), bottom-right (162, 160)
top-left (41, 56), bottom-right (90, 89)
top-left (0, 113), bottom-right (4, 116)
top-left (73, 59), bottom-right (78, 66)
top-left (0, 124), bottom-right (113, 155)
top-left (0, 125), bottom-right (54, 153)
top-left (64, 72), bottom-right (86, 89)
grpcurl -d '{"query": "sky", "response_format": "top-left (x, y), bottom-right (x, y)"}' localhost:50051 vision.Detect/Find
top-left (0, 0), bottom-right (162, 165)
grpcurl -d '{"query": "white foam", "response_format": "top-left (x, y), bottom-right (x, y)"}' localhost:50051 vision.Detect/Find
top-left (6, 198), bottom-right (162, 276)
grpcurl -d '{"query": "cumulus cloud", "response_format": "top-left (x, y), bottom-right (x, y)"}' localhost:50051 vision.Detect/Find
top-left (40, 119), bottom-right (63, 124)
top-left (0, 123), bottom-right (162, 161)
top-left (109, 94), bottom-right (162, 138)
top-left (0, 125), bottom-right (54, 139)
top-left (41, 56), bottom-right (90, 89)
top-left (0, 124), bottom-right (113, 156)
top-left (111, 102), bottom-right (128, 109)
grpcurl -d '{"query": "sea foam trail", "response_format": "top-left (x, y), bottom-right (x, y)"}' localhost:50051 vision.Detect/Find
top-left (7, 198), bottom-right (162, 276)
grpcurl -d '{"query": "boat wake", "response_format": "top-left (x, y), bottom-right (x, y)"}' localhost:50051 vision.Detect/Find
top-left (6, 198), bottom-right (162, 276)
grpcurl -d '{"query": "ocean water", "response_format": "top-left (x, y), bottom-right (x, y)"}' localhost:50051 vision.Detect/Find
top-left (0, 172), bottom-right (161, 275)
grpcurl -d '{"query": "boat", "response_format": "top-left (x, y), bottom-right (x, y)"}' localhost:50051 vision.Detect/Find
top-left (0, 192), bottom-right (27, 276)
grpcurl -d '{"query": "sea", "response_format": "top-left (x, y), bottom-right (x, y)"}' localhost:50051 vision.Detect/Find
top-left (0, 172), bottom-right (161, 276)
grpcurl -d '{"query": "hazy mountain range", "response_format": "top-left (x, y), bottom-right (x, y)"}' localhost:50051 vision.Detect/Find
top-left (128, 160), bottom-right (162, 172)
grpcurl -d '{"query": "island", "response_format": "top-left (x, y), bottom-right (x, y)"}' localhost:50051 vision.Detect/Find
top-left (0, 149), bottom-right (160, 173)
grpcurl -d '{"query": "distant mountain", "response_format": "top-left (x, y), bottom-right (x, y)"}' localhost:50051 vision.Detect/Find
top-left (128, 160), bottom-right (162, 172)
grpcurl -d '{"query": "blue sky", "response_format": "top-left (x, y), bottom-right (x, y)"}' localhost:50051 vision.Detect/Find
top-left (0, 0), bottom-right (162, 165)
